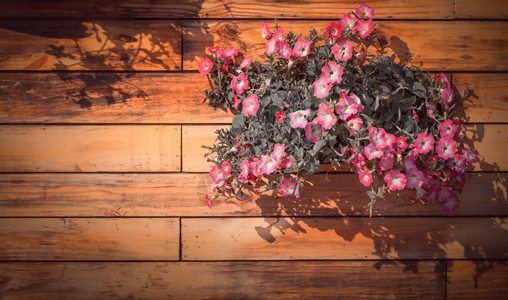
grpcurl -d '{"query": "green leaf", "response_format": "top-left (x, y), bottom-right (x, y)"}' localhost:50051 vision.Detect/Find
top-left (232, 114), bottom-right (245, 129)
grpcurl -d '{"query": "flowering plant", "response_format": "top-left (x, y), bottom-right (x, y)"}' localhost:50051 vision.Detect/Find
top-left (199, 4), bottom-right (478, 214)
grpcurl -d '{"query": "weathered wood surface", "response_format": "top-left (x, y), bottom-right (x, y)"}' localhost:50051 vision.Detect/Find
top-left (182, 217), bottom-right (508, 260)
top-left (454, 73), bottom-right (508, 123)
top-left (0, 261), bottom-right (445, 299)
top-left (455, 0), bottom-right (508, 19)
top-left (183, 124), bottom-right (508, 172)
top-left (0, 20), bottom-right (181, 70)
top-left (0, 0), bottom-right (454, 19)
top-left (0, 218), bottom-right (179, 260)
top-left (0, 125), bottom-right (181, 172)
top-left (0, 72), bottom-right (504, 124)
top-left (0, 73), bottom-right (232, 124)
top-left (447, 260), bottom-right (508, 299)
top-left (184, 21), bottom-right (508, 71)
top-left (0, 173), bottom-right (504, 217)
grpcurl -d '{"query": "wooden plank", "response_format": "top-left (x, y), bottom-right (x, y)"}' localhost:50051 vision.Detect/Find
top-left (0, 261), bottom-right (445, 299)
top-left (183, 20), bottom-right (508, 71)
top-left (455, 0), bottom-right (508, 19)
top-left (0, 218), bottom-right (179, 260)
top-left (182, 217), bottom-right (508, 260)
top-left (0, 0), bottom-right (454, 19)
top-left (183, 124), bottom-right (508, 172)
top-left (0, 73), bottom-right (232, 124)
top-left (447, 260), bottom-right (508, 299)
top-left (0, 125), bottom-right (181, 172)
top-left (0, 20), bottom-right (181, 70)
top-left (0, 173), bottom-right (504, 217)
top-left (454, 73), bottom-right (508, 123)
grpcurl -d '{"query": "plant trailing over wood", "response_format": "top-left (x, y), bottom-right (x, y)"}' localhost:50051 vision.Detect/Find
top-left (199, 4), bottom-right (478, 214)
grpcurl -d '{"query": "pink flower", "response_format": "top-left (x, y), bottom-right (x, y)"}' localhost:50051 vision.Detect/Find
top-left (439, 119), bottom-right (457, 138)
top-left (218, 46), bottom-right (238, 62)
top-left (231, 72), bottom-right (248, 94)
top-left (464, 148), bottom-right (479, 164)
top-left (426, 101), bottom-right (436, 118)
top-left (321, 61), bottom-right (343, 84)
top-left (209, 163), bottom-right (230, 185)
top-left (326, 22), bottom-right (342, 38)
top-left (436, 73), bottom-right (451, 89)
top-left (368, 126), bottom-right (388, 151)
top-left (447, 154), bottom-right (466, 173)
top-left (238, 159), bottom-right (250, 184)
top-left (441, 191), bottom-right (460, 214)
top-left (262, 23), bottom-right (271, 39)
top-left (260, 154), bottom-right (280, 175)
top-left (205, 195), bottom-right (212, 209)
top-left (441, 88), bottom-right (454, 108)
top-left (425, 155), bottom-right (439, 169)
top-left (222, 161), bottom-right (231, 177)
top-left (414, 132), bottom-right (434, 154)
top-left (436, 138), bottom-right (457, 160)
top-left (426, 185), bottom-right (441, 203)
top-left (332, 38), bottom-right (353, 61)
top-left (335, 92), bottom-right (358, 120)
top-left (239, 57), bottom-right (252, 69)
top-left (292, 38), bottom-right (313, 58)
top-left (314, 103), bottom-right (337, 130)
top-left (456, 119), bottom-right (466, 140)
top-left (405, 168), bottom-right (424, 189)
top-left (356, 4), bottom-right (374, 19)
top-left (305, 122), bottom-right (324, 142)
top-left (273, 28), bottom-right (285, 41)
top-left (271, 143), bottom-right (286, 162)
top-left (358, 168), bottom-right (373, 186)
top-left (249, 157), bottom-right (265, 179)
top-left (283, 157), bottom-right (294, 168)
top-left (393, 136), bottom-right (407, 153)
top-left (384, 170), bottom-right (407, 191)
top-left (354, 19), bottom-right (373, 38)
top-left (421, 172), bottom-right (435, 189)
top-left (242, 94), bottom-right (259, 116)
top-left (346, 116), bottom-right (363, 134)
top-left (276, 40), bottom-right (292, 59)
top-left (403, 156), bottom-right (417, 172)
top-left (279, 178), bottom-right (299, 197)
top-left (364, 143), bottom-right (383, 160)
top-left (207, 46), bottom-right (220, 53)
top-left (351, 153), bottom-right (366, 169)
top-left (357, 47), bottom-right (367, 65)
top-left (219, 63), bottom-right (228, 73)
top-left (198, 58), bottom-right (213, 74)
top-left (349, 92), bottom-right (364, 112)
top-left (276, 110), bottom-right (285, 122)
top-left (339, 14), bottom-right (358, 31)
top-left (378, 155), bottom-right (394, 172)
top-left (382, 133), bottom-right (395, 151)
top-left (265, 37), bottom-right (278, 55)
top-left (289, 109), bottom-right (311, 129)
top-left (313, 76), bottom-right (331, 99)
top-left (233, 95), bottom-right (240, 110)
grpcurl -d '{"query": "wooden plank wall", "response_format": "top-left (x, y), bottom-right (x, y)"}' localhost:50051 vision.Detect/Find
top-left (0, 0), bottom-right (507, 298)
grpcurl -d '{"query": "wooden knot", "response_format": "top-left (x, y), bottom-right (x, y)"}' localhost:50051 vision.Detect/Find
top-left (219, 23), bottom-right (239, 39)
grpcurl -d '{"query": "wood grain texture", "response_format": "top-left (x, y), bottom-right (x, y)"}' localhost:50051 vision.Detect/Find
top-left (183, 124), bottom-right (508, 172)
top-left (0, 125), bottom-right (181, 172)
top-left (0, 172), bottom-right (504, 217)
top-left (0, 218), bottom-right (179, 260)
top-left (183, 20), bottom-right (508, 71)
top-left (0, 0), bottom-right (454, 19)
top-left (0, 20), bottom-right (181, 70)
top-left (182, 217), bottom-right (508, 260)
top-left (455, 0), bottom-right (508, 19)
top-left (0, 73), bottom-right (232, 124)
top-left (0, 261), bottom-right (445, 299)
top-left (454, 73), bottom-right (508, 123)
top-left (447, 260), bottom-right (508, 299)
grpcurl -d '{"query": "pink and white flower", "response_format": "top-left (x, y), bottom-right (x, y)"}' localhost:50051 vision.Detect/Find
top-left (441, 191), bottom-right (460, 213)
top-left (233, 95), bottom-right (240, 110)
top-left (289, 109), bottom-right (311, 129)
top-left (332, 38), bottom-right (353, 61)
top-left (349, 92), bottom-right (364, 112)
top-left (209, 162), bottom-right (231, 185)
top-left (436, 138), bottom-right (457, 160)
top-left (326, 22), bottom-right (342, 38)
top-left (314, 103), bottom-right (337, 130)
top-left (354, 19), bottom-right (373, 38)
top-left (393, 136), bottom-right (407, 153)
top-left (242, 94), bottom-right (259, 116)
top-left (239, 57), bottom-right (252, 69)
top-left (205, 194), bottom-right (212, 209)
top-left (335, 92), bottom-right (358, 120)
top-left (414, 132), bottom-right (435, 154)
top-left (356, 4), bottom-right (374, 19)
top-left (231, 72), bottom-right (248, 94)
top-left (305, 122), bottom-right (324, 142)
top-left (279, 178), bottom-right (299, 197)
top-left (262, 23), bottom-right (271, 39)
top-left (321, 61), bottom-right (343, 84)
top-left (405, 168), bottom-right (424, 189)
top-left (368, 126), bottom-right (388, 151)
top-left (346, 116), bottom-right (364, 134)
top-left (447, 154), bottom-right (466, 173)
top-left (439, 119), bottom-right (457, 138)
top-left (238, 159), bottom-right (250, 183)
top-left (218, 46), bottom-right (238, 62)
top-left (260, 154), bottom-right (280, 175)
top-left (292, 38), bottom-right (313, 58)
top-left (339, 14), bottom-right (358, 31)
top-left (358, 168), bottom-right (373, 187)
top-left (249, 157), bottom-right (265, 178)
top-left (364, 143), bottom-right (384, 160)
top-left (378, 155), bottom-right (394, 172)
top-left (384, 170), bottom-right (407, 191)
top-left (464, 148), bottom-right (479, 164)
top-left (283, 157), bottom-right (294, 168)
top-left (441, 88), bottom-right (454, 108)
top-left (313, 76), bottom-right (331, 99)
top-left (351, 153), bottom-right (366, 169)
top-left (403, 156), bottom-right (417, 172)
top-left (277, 40), bottom-right (292, 59)
top-left (199, 58), bottom-right (213, 74)
top-left (271, 143), bottom-right (286, 162)
top-left (275, 110), bottom-right (285, 122)
top-left (425, 155), bottom-right (439, 169)
top-left (265, 37), bottom-right (278, 55)
top-left (273, 28), bottom-right (285, 41)
top-left (436, 73), bottom-right (451, 89)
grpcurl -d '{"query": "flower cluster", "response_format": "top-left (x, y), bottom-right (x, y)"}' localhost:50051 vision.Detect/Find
top-left (199, 4), bottom-right (478, 214)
